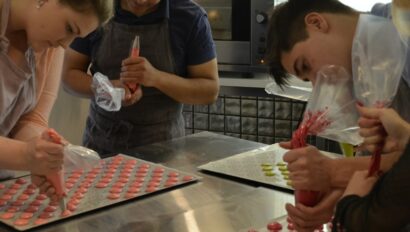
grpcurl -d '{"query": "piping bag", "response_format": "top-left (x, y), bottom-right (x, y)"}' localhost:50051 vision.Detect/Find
top-left (91, 35), bottom-right (141, 112)
top-left (92, 73), bottom-right (125, 112)
top-left (291, 65), bottom-right (361, 207)
top-left (351, 14), bottom-right (406, 177)
top-left (46, 129), bottom-right (67, 210)
top-left (126, 35), bottom-right (140, 93)
top-left (46, 129), bottom-right (101, 210)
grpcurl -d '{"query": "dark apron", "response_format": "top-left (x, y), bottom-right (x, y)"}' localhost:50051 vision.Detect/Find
top-left (83, 18), bottom-right (184, 157)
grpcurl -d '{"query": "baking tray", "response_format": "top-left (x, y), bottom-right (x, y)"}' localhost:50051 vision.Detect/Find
top-left (0, 154), bottom-right (201, 231)
top-left (199, 143), bottom-right (339, 191)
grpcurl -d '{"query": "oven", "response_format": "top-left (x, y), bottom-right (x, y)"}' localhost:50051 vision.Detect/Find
top-left (194, 0), bottom-right (274, 76)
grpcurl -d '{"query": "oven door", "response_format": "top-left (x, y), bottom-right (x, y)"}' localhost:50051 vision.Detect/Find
top-left (195, 0), bottom-right (251, 65)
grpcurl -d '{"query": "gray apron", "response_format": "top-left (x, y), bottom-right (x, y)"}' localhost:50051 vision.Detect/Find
top-left (83, 18), bottom-right (184, 157)
top-left (0, 0), bottom-right (36, 179)
top-left (0, 0), bottom-right (36, 137)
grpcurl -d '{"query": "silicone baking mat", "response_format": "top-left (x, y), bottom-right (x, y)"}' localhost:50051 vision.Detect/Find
top-left (0, 154), bottom-right (200, 231)
top-left (199, 144), bottom-right (339, 191)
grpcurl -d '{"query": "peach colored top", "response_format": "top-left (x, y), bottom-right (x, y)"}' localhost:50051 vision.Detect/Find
top-left (9, 48), bottom-right (64, 141)
top-left (0, 0), bottom-right (63, 141)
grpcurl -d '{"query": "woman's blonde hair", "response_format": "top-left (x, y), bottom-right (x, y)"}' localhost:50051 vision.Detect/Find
top-left (59, 0), bottom-right (113, 23)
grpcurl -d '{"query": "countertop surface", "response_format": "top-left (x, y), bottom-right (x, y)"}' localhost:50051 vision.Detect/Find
top-left (2, 132), bottom-right (294, 232)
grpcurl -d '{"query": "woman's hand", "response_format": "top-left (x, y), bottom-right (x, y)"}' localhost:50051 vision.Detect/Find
top-left (357, 106), bottom-right (410, 155)
top-left (28, 129), bottom-right (66, 200)
top-left (25, 130), bottom-right (64, 175)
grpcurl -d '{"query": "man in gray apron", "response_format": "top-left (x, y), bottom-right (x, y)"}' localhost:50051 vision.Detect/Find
top-left (63, 0), bottom-right (218, 157)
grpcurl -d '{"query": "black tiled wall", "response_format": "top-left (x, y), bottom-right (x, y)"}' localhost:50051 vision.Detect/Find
top-left (183, 95), bottom-right (339, 152)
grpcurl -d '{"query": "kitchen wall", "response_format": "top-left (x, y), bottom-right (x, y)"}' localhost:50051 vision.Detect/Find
top-left (50, 90), bottom-right (338, 152)
top-left (49, 87), bottom-right (90, 145)
top-left (183, 94), bottom-right (337, 152)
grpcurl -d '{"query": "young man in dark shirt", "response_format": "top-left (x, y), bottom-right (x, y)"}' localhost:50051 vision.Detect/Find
top-left (265, 0), bottom-right (410, 230)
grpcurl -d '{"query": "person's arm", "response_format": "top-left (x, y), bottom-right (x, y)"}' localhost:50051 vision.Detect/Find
top-left (159, 58), bottom-right (219, 104)
top-left (281, 143), bottom-right (400, 191)
top-left (61, 48), bottom-right (93, 98)
top-left (142, 58), bottom-right (218, 104)
top-left (121, 57), bottom-right (219, 104)
top-left (328, 152), bottom-right (401, 188)
top-left (10, 47), bottom-right (64, 141)
top-left (0, 134), bottom-right (63, 174)
top-left (333, 143), bottom-right (410, 232)
top-left (120, 13), bottom-right (219, 105)
top-left (159, 12), bottom-right (219, 104)
top-left (0, 137), bottom-right (33, 170)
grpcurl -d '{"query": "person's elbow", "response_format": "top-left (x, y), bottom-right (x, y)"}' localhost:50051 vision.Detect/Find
top-left (199, 59), bottom-right (220, 104)
top-left (205, 78), bottom-right (219, 104)
top-left (61, 70), bottom-right (76, 94)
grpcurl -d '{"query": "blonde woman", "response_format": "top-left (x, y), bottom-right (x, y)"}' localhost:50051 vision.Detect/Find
top-left (0, 0), bottom-right (110, 182)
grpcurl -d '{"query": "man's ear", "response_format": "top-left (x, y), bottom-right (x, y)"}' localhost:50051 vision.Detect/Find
top-left (305, 12), bottom-right (329, 33)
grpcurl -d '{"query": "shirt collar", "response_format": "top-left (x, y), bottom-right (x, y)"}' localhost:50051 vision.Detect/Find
top-left (114, 0), bottom-right (169, 24)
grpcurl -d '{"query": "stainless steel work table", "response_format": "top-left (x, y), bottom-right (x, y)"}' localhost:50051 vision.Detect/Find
top-left (1, 132), bottom-right (294, 232)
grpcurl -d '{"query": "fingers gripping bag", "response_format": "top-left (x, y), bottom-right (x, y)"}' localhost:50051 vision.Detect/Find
top-left (91, 72), bottom-right (125, 112)
top-left (352, 14), bottom-right (407, 176)
top-left (47, 129), bottom-right (101, 200)
top-left (126, 35), bottom-right (140, 93)
top-left (291, 65), bottom-right (362, 207)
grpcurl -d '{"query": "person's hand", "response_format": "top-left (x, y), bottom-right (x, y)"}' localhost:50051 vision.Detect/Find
top-left (286, 188), bottom-right (344, 232)
top-left (111, 79), bottom-right (143, 107)
top-left (357, 106), bottom-right (410, 155)
top-left (31, 175), bottom-right (60, 201)
top-left (280, 142), bottom-right (334, 192)
top-left (24, 130), bottom-right (64, 176)
top-left (120, 56), bottom-right (161, 88)
top-left (343, 170), bottom-right (378, 198)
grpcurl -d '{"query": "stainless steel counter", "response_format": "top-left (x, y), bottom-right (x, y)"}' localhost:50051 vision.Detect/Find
top-left (4, 132), bottom-right (294, 232)
top-left (219, 72), bottom-right (311, 99)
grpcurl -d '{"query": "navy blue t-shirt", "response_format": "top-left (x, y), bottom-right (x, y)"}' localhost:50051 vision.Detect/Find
top-left (70, 0), bottom-right (216, 77)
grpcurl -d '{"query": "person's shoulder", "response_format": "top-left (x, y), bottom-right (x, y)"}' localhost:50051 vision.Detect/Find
top-left (169, 0), bottom-right (207, 21)
top-left (371, 3), bottom-right (392, 19)
top-left (70, 27), bottom-right (103, 55)
top-left (81, 27), bottom-right (104, 43)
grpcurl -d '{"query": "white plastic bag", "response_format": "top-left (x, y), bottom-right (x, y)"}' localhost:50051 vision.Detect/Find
top-left (352, 14), bottom-right (407, 176)
top-left (47, 129), bottom-right (101, 172)
top-left (46, 129), bottom-right (101, 198)
top-left (63, 144), bottom-right (101, 172)
top-left (291, 65), bottom-right (362, 147)
top-left (304, 66), bottom-right (362, 146)
top-left (91, 72), bottom-right (125, 112)
top-left (290, 66), bottom-right (361, 207)
top-left (352, 14), bottom-right (407, 107)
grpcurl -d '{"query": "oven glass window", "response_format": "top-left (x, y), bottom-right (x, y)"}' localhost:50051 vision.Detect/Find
top-left (194, 0), bottom-right (250, 41)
